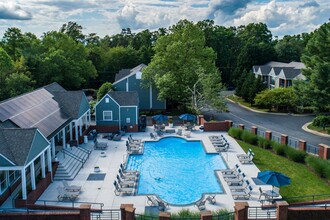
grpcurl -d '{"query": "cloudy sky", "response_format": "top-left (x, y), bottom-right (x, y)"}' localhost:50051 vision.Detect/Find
top-left (0, 0), bottom-right (329, 38)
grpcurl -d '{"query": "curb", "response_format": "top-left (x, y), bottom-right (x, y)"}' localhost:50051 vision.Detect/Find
top-left (302, 122), bottom-right (330, 138)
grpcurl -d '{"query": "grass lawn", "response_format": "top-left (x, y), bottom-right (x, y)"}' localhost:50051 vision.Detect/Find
top-left (227, 96), bottom-right (270, 112)
top-left (238, 140), bottom-right (330, 203)
top-left (307, 123), bottom-right (330, 135)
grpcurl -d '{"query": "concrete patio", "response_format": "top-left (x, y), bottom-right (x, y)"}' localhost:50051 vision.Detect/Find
top-left (11, 126), bottom-right (278, 213)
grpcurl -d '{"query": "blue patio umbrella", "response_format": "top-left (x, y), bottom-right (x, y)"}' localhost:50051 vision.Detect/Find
top-left (152, 114), bottom-right (168, 122)
top-left (257, 170), bottom-right (291, 187)
top-left (179, 113), bottom-right (196, 121)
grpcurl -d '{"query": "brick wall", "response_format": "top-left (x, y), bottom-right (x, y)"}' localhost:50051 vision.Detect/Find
top-left (204, 121), bottom-right (230, 131)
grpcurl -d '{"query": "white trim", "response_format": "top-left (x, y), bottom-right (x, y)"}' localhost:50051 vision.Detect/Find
top-left (126, 80), bottom-right (129, 92)
top-left (149, 86), bottom-right (152, 109)
top-left (136, 106), bottom-right (138, 124)
top-left (0, 153), bottom-right (16, 166)
top-left (21, 168), bottom-right (27, 200)
top-left (94, 94), bottom-right (120, 109)
top-left (103, 111), bottom-right (113, 121)
top-left (112, 64), bottom-right (146, 85)
top-left (30, 162), bottom-right (36, 190)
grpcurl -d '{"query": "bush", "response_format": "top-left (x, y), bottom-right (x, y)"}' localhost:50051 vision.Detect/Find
top-left (257, 136), bottom-right (272, 149)
top-left (171, 209), bottom-right (200, 218)
top-left (312, 115), bottom-right (330, 130)
top-left (284, 147), bottom-right (307, 163)
top-left (272, 142), bottom-right (286, 156)
top-left (241, 130), bottom-right (258, 145)
top-left (306, 156), bottom-right (330, 179)
top-left (228, 127), bottom-right (243, 140)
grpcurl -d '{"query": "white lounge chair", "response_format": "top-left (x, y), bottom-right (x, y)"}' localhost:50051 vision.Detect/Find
top-left (146, 195), bottom-right (158, 206)
top-left (94, 139), bottom-right (108, 150)
top-left (223, 168), bottom-right (241, 179)
top-left (195, 199), bottom-right (206, 210)
top-left (232, 186), bottom-right (253, 200)
top-left (120, 163), bottom-right (139, 176)
top-left (237, 149), bottom-right (253, 159)
top-left (215, 143), bottom-right (229, 152)
top-left (128, 135), bottom-right (142, 144)
top-left (176, 129), bottom-right (183, 136)
top-left (150, 133), bottom-right (158, 140)
top-left (57, 186), bottom-right (80, 201)
top-left (116, 175), bottom-right (135, 188)
top-left (229, 180), bottom-right (250, 191)
top-left (226, 173), bottom-right (246, 185)
top-left (113, 181), bottom-right (134, 196)
top-left (118, 168), bottom-right (138, 181)
top-left (239, 153), bottom-right (254, 164)
top-left (221, 164), bottom-right (240, 174)
top-left (62, 180), bottom-right (82, 192)
top-left (205, 194), bottom-right (216, 204)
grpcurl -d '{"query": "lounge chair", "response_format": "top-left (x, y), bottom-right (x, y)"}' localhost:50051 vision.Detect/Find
top-left (120, 163), bottom-right (139, 176)
top-left (176, 129), bottom-right (183, 136)
top-left (231, 186), bottom-right (253, 200)
top-left (113, 181), bottom-right (134, 196)
top-left (226, 173), bottom-right (246, 185)
top-left (62, 180), bottom-right (82, 192)
top-left (237, 149), bottom-right (253, 159)
top-left (112, 134), bottom-right (122, 141)
top-left (57, 186), bottom-right (80, 201)
top-left (93, 139), bottom-right (108, 150)
top-left (116, 175), bottom-right (135, 188)
top-left (195, 199), bottom-right (206, 210)
top-left (229, 180), bottom-right (250, 191)
top-left (209, 135), bottom-right (223, 140)
top-left (239, 153), bottom-right (254, 164)
top-left (129, 135), bottom-right (142, 144)
top-left (184, 131), bottom-right (191, 138)
top-left (146, 195), bottom-right (158, 206)
top-left (118, 168), bottom-right (138, 181)
top-left (150, 133), bottom-right (158, 140)
top-left (215, 143), bottom-right (229, 152)
top-left (205, 194), bottom-right (216, 204)
top-left (223, 168), bottom-right (241, 179)
top-left (221, 164), bottom-right (240, 174)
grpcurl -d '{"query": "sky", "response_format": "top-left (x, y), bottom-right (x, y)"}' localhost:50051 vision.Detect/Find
top-left (0, 0), bottom-right (329, 39)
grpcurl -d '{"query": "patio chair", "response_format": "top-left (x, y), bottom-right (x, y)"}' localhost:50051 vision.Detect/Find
top-left (93, 139), bottom-right (108, 150)
top-left (120, 163), bottom-right (139, 176)
top-left (237, 149), bottom-right (253, 159)
top-left (231, 186), bottom-right (253, 200)
top-left (209, 135), bottom-right (224, 140)
top-left (116, 175), bottom-right (135, 188)
top-left (129, 135), bottom-right (142, 144)
top-left (57, 186), bottom-right (80, 201)
top-left (184, 131), bottom-right (191, 138)
top-left (112, 134), bottom-right (122, 141)
top-left (146, 195), bottom-right (158, 206)
top-left (126, 142), bottom-right (143, 154)
top-left (226, 173), bottom-right (246, 185)
top-left (176, 129), bottom-right (183, 136)
top-left (205, 194), bottom-right (216, 204)
top-left (239, 153), bottom-right (254, 164)
top-left (223, 168), bottom-right (241, 179)
top-left (150, 133), bottom-right (158, 140)
top-left (215, 143), bottom-right (229, 152)
top-left (229, 180), bottom-right (250, 192)
top-left (195, 199), bottom-right (206, 211)
top-left (258, 187), bottom-right (270, 201)
top-left (62, 180), bottom-right (82, 192)
top-left (113, 181), bottom-right (134, 196)
top-left (118, 168), bottom-right (138, 181)
top-left (221, 164), bottom-right (240, 174)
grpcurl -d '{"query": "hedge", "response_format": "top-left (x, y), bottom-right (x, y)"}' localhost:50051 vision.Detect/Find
top-left (228, 127), bottom-right (243, 140)
top-left (305, 156), bottom-right (330, 179)
top-left (241, 130), bottom-right (258, 145)
top-left (257, 136), bottom-right (272, 149)
top-left (284, 147), bottom-right (307, 163)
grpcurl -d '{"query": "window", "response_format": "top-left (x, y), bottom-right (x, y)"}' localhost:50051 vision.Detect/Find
top-left (126, 117), bottom-right (131, 123)
top-left (103, 111), bottom-right (112, 121)
top-left (105, 98), bottom-right (109, 103)
top-left (9, 171), bottom-right (19, 185)
top-left (0, 171), bottom-right (7, 194)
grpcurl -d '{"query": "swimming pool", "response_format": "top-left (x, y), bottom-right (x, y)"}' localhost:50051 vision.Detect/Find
top-left (126, 136), bottom-right (227, 205)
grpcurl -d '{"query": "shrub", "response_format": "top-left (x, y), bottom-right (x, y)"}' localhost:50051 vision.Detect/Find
top-left (312, 115), bottom-right (330, 130)
top-left (284, 147), bottom-right (307, 163)
top-left (272, 142), bottom-right (286, 156)
top-left (241, 130), bottom-right (258, 145)
top-left (306, 156), bottom-right (330, 179)
top-left (257, 136), bottom-right (272, 149)
top-left (171, 209), bottom-right (200, 218)
top-left (228, 127), bottom-right (243, 140)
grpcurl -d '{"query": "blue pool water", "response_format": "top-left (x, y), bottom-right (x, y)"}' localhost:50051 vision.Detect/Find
top-left (126, 137), bottom-right (227, 205)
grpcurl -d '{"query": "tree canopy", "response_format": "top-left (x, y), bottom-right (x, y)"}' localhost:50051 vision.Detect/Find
top-left (142, 20), bottom-right (225, 113)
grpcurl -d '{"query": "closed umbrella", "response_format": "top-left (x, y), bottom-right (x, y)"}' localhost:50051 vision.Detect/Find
top-left (179, 113), bottom-right (196, 121)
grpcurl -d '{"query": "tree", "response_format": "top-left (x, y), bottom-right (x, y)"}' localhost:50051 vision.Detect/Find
top-left (301, 22), bottom-right (330, 112)
top-left (2, 27), bottom-right (24, 61)
top-left (97, 82), bottom-right (113, 101)
top-left (275, 35), bottom-right (307, 62)
top-left (254, 88), bottom-right (297, 111)
top-left (142, 20), bottom-right (225, 113)
top-left (0, 47), bottom-right (14, 100)
top-left (60, 21), bottom-right (85, 43)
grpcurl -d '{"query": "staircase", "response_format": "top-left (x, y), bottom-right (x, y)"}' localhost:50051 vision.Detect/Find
top-left (54, 146), bottom-right (92, 181)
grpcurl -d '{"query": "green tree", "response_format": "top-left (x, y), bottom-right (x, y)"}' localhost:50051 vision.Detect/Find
top-left (97, 82), bottom-right (113, 101)
top-left (301, 22), bottom-right (330, 112)
top-left (142, 20), bottom-right (225, 113)
top-left (60, 21), bottom-right (85, 43)
top-left (0, 47), bottom-right (14, 100)
top-left (1, 27), bottom-right (24, 61)
top-left (254, 87), bottom-right (297, 111)
top-left (275, 34), bottom-right (307, 62)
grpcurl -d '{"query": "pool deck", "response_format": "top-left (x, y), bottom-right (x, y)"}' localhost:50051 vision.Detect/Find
top-left (2, 126), bottom-right (278, 213)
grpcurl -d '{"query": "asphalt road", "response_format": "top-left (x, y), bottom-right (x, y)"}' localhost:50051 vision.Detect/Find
top-left (203, 101), bottom-right (330, 147)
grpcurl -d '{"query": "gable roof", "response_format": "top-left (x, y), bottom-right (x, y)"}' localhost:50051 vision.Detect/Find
top-left (108, 91), bottom-right (139, 106)
top-left (113, 64), bottom-right (147, 85)
top-left (0, 128), bottom-right (48, 166)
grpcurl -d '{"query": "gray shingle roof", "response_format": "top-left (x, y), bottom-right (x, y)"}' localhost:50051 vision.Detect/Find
top-left (282, 67), bottom-right (302, 79)
top-left (51, 91), bottom-right (86, 119)
top-left (44, 82), bottom-right (66, 92)
top-left (114, 64), bottom-right (147, 82)
top-left (108, 91), bottom-right (139, 106)
top-left (259, 66), bottom-right (272, 75)
top-left (0, 128), bottom-right (36, 166)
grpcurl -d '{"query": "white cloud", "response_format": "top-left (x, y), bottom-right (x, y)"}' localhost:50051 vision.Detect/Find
top-left (0, 2), bottom-right (32, 20)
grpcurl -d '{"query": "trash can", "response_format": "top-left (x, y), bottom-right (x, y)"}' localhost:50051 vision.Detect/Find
top-left (84, 135), bottom-right (88, 144)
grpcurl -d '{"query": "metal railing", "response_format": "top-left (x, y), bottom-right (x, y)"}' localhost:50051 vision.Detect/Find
top-left (285, 194), bottom-right (330, 205)
top-left (135, 213), bottom-right (159, 220)
top-left (0, 207), bottom-right (78, 214)
top-left (61, 148), bottom-right (87, 167)
top-left (248, 206), bottom-right (276, 219)
top-left (76, 146), bottom-right (92, 158)
top-left (36, 200), bottom-right (104, 210)
top-left (306, 143), bottom-right (319, 155)
top-left (91, 209), bottom-right (121, 220)
top-left (212, 212), bottom-right (235, 220)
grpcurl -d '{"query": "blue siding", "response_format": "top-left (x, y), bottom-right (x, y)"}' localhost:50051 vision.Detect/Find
top-left (78, 93), bottom-right (90, 118)
top-left (26, 131), bottom-right (49, 165)
top-left (96, 95), bottom-right (120, 126)
top-left (151, 85), bottom-right (166, 109)
top-left (120, 107), bottom-right (138, 126)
